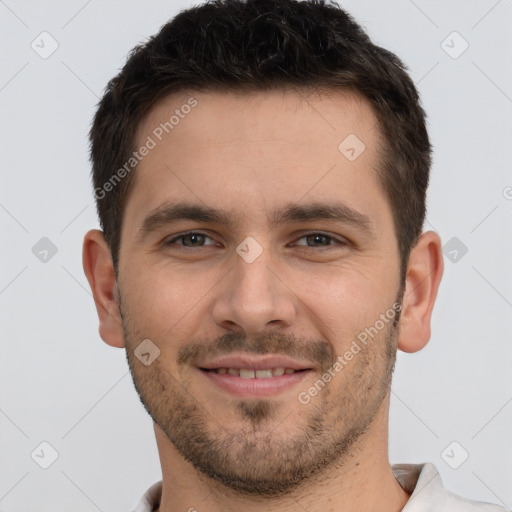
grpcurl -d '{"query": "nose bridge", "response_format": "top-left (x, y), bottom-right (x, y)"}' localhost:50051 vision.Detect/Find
top-left (212, 243), bottom-right (296, 333)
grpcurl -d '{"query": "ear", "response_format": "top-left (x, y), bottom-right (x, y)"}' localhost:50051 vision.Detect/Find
top-left (82, 229), bottom-right (125, 348)
top-left (397, 230), bottom-right (444, 353)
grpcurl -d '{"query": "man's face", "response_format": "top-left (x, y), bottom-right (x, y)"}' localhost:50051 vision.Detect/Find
top-left (118, 89), bottom-right (403, 495)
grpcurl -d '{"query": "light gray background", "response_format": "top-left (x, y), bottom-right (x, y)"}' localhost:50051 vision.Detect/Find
top-left (1, 0), bottom-right (511, 510)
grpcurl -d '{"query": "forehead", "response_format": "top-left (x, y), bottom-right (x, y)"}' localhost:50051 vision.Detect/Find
top-left (124, 88), bottom-right (389, 233)
top-left (138, 87), bottom-right (378, 154)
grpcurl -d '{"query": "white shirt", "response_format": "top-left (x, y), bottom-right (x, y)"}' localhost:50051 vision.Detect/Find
top-left (131, 462), bottom-right (509, 511)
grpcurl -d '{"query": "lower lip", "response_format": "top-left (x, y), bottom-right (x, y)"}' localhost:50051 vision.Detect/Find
top-left (200, 369), bottom-right (311, 397)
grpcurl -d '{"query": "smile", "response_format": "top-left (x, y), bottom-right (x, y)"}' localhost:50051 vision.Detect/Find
top-left (199, 367), bottom-right (311, 397)
top-left (204, 367), bottom-right (301, 378)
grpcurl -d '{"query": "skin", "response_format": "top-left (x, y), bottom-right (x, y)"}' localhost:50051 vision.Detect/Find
top-left (83, 88), bottom-right (443, 512)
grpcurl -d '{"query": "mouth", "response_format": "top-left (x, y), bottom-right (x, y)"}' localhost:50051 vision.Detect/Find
top-left (201, 367), bottom-right (306, 378)
top-left (197, 354), bottom-right (313, 397)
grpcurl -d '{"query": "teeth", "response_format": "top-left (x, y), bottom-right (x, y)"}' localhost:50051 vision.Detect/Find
top-left (240, 369), bottom-right (255, 379)
top-left (255, 369), bottom-right (273, 379)
top-left (212, 367), bottom-right (296, 378)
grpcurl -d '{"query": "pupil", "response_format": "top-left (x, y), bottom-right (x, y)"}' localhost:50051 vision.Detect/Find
top-left (185, 234), bottom-right (203, 246)
top-left (309, 234), bottom-right (329, 246)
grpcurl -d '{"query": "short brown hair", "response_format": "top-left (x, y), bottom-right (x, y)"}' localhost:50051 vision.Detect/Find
top-left (90, 0), bottom-right (432, 285)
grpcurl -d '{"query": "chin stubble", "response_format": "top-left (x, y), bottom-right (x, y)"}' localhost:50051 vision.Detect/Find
top-left (120, 289), bottom-right (401, 497)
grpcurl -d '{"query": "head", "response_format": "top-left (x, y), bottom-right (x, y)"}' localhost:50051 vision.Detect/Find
top-left (83, 0), bottom-right (443, 497)
top-left (90, 0), bottom-right (431, 283)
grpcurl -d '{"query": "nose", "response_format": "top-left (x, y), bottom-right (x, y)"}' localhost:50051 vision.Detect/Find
top-left (211, 245), bottom-right (297, 335)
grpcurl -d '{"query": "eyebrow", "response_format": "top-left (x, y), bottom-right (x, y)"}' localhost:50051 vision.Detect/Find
top-left (137, 200), bottom-right (375, 241)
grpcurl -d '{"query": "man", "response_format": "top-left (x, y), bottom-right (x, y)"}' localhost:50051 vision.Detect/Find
top-left (82, 1), bottom-right (506, 510)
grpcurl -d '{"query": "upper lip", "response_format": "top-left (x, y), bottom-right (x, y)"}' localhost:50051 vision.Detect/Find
top-left (198, 353), bottom-right (314, 371)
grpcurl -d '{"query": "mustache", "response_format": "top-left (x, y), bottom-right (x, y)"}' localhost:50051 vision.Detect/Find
top-left (177, 331), bottom-right (336, 371)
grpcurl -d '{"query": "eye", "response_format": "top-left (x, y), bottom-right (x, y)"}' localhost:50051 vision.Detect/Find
top-left (293, 232), bottom-right (346, 248)
top-left (164, 231), bottom-right (217, 247)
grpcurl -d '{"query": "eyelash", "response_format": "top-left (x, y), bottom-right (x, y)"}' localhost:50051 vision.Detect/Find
top-left (164, 231), bottom-right (347, 249)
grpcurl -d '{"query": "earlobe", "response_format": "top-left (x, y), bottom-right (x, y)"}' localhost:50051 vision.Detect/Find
top-left (397, 231), bottom-right (444, 354)
top-left (82, 229), bottom-right (125, 348)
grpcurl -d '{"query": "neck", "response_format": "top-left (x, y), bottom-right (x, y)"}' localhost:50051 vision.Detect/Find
top-left (153, 397), bottom-right (410, 512)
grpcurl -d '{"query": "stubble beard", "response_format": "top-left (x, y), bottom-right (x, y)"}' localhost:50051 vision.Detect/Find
top-left (122, 298), bottom-right (401, 497)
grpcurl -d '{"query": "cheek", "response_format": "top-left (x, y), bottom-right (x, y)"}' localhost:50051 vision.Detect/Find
top-left (121, 261), bottom-right (225, 339)
top-left (285, 262), bottom-right (384, 337)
